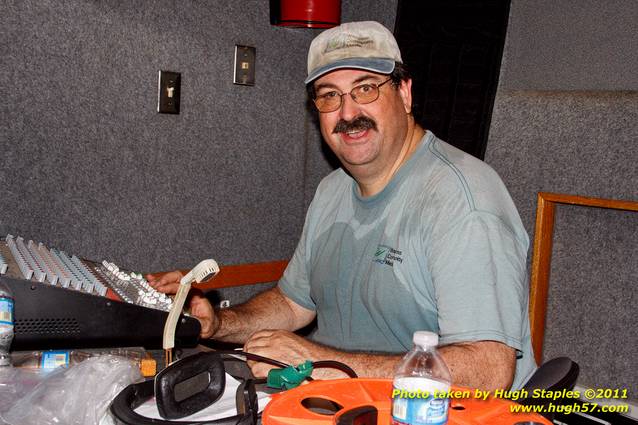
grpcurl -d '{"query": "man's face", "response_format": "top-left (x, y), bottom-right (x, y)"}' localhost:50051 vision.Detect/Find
top-left (313, 69), bottom-right (412, 177)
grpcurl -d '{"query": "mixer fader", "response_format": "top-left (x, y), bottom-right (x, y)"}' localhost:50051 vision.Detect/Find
top-left (0, 234), bottom-right (200, 350)
top-left (0, 251), bottom-right (8, 274)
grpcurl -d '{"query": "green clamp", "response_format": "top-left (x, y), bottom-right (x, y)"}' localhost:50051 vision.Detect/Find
top-left (267, 360), bottom-right (314, 390)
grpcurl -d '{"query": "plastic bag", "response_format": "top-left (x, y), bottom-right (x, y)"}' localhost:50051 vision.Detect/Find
top-left (0, 366), bottom-right (46, 418)
top-left (0, 354), bottom-right (142, 425)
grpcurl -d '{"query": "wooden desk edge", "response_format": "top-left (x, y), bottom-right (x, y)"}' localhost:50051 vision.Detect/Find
top-left (152, 260), bottom-right (288, 290)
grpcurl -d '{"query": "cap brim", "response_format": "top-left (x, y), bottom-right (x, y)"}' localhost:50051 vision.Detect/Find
top-left (305, 58), bottom-right (396, 84)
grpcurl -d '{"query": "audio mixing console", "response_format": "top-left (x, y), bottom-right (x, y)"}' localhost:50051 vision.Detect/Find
top-left (0, 234), bottom-right (200, 350)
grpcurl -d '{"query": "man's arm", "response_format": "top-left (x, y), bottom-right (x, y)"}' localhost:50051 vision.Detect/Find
top-left (244, 330), bottom-right (516, 390)
top-left (243, 329), bottom-right (403, 379)
top-left (208, 286), bottom-right (316, 342)
top-left (148, 271), bottom-right (316, 343)
top-left (439, 341), bottom-right (516, 390)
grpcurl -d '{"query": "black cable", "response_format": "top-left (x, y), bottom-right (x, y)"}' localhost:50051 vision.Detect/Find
top-left (214, 350), bottom-right (358, 379)
top-left (214, 350), bottom-right (291, 369)
top-left (197, 344), bottom-right (358, 380)
top-left (312, 360), bottom-right (357, 378)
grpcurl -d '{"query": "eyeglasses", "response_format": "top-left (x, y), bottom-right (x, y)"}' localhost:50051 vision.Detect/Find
top-left (313, 78), bottom-right (393, 113)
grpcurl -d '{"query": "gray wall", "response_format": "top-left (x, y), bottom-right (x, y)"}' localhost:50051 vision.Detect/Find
top-left (500, 0), bottom-right (638, 91)
top-left (1, 0), bottom-right (396, 273)
top-left (486, 1), bottom-right (637, 398)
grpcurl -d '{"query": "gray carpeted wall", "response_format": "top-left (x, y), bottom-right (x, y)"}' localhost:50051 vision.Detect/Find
top-left (1, 0), bottom-right (395, 273)
top-left (486, 1), bottom-right (637, 399)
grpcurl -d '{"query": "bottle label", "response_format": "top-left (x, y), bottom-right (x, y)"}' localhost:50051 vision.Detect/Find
top-left (41, 351), bottom-right (70, 369)
top-left (0, 297), bottom-right (13, 326)
top-left (391, 386), bottom-right (449, 425)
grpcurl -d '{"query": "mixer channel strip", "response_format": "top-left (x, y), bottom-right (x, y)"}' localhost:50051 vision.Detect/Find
top-left (6, 235), bottom-right (35, 280)
top-left (35, 242), bottom-right (73, 288)
top-left (49, 249), bottom-right (85, 290)
top-left (26, 240), bottom-right (59, 286)
top-left (53, 249), bottom-right (104, 295)
top-left (14, 236), bottom-right (48, 282)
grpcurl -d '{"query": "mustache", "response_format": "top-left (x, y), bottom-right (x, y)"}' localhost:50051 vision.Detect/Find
top-left (332, 116), bottom-right (377, 134)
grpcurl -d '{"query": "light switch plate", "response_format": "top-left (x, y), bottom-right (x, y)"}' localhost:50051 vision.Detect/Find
top-left (233, 45), bottom-right (256, 86)
top-left (157, 71), bottom-right (181, 114)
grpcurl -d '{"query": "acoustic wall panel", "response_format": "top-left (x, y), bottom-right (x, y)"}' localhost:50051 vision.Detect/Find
top-left (500, 0), bottom-right (638, 91)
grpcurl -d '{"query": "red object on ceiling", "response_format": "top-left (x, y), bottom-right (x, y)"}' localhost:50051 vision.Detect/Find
top-left (274, 0), bottom-right (341, 29)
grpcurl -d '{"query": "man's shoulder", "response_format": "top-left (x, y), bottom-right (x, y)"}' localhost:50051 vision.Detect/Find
top-left (425, 136), bottom-right (500, 184)
top-left (400, 136), bottom-right (486, 213)
top-left (315, 168), bottom-right (351, 196)
top-left (302, 168), bottom-right (352, 218)
top-left (407, 134), bottom-right (526, 242)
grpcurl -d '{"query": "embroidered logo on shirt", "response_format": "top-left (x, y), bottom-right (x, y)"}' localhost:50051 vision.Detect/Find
top-left (373, 244), bottom-right (403, 267)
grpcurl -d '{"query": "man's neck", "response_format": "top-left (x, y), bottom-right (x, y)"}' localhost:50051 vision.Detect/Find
top-left (355, 123), bottom-right (426, 198)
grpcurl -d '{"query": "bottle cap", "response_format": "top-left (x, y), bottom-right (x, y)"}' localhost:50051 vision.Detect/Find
top-left (413, 331), bottom-right (439, 348)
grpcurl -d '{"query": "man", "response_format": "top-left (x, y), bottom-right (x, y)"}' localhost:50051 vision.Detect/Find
top-left (149, 21), bottom-right (536, 391)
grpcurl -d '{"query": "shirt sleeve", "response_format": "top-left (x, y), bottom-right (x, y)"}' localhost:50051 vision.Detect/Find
top-left (277, 206), bottom-right (317, 311)
top-left (428, 211), bottom-right (529, 351)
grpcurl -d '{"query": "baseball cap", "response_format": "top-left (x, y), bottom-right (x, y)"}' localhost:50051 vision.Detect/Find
top-left (305, 21), bottom-right (403, 84)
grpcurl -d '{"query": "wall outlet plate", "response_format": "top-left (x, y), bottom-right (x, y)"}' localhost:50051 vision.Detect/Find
top-left (233, 45), bottom-right (256, 86)
top-left (157, 71), bottom-right (181, 114)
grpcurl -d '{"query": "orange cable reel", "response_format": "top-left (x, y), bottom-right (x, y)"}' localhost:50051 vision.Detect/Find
top-left (262, 378), bottom-right (552, 425)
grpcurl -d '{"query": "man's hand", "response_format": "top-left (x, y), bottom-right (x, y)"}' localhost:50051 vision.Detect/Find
top-left (189, 293), bottom-right (217, 339)
top-left (243, 330), bottom-right (333, 378)
top-left (146, 270), bottom-right (183, 294)
top-left (146, 270), bottom-right (218, 339)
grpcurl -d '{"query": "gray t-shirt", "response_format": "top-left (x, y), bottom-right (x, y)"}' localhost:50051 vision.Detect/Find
top-left (279, 131), bottom-right (537, 389)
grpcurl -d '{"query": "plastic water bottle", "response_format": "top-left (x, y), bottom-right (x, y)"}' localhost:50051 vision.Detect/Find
top-left (0, 281), bottom-right (14, 366)
top-left (391, 331), bottom-right (452, 425)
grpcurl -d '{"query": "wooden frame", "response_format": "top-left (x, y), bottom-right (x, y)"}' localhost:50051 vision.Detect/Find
top-left (529, 192), bottom-right (638, 364)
